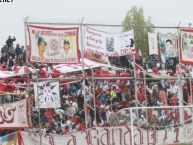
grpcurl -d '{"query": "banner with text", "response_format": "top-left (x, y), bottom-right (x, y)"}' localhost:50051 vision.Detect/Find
top-left (34, 81), bottom-right (61, 108)
top-left (27, 25), bottom-right (79, 64)
top-left (0, 99), bottom-right (29, 129)
top-left (20, 123), bottom-right (193, 145)
top-left (148, 32), bottom-right (159, 55)
top-left (84, 27), bottom-right (135, 57)
top-left (180, 29), bottom-right (193, 64)
top-left (159, 33), bottom-right (178, 63)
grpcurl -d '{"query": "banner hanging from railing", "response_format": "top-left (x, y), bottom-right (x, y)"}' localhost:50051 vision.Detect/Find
top-left (84, 27), bottom-right (135, 57)
top-left (34, 81), bottom-right (61, 108)
top-left (1, 132), bottom-right (18, 145)
top-left (148, 32), bottom-right (159, 55)
top-left (180, 29), bottom-right (193, 64)
top-left (158, 33), bottom-right (178, 63)
top-left (0, 99), bottom-right (29, 129)
top-left (20, 123), bottom-right (193, 145)
top-left (27, 25), bottom-right (80, 64)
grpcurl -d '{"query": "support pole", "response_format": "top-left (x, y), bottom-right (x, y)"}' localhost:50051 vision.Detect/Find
top-left (133, 54), bottom-right (138, 105)
top-left (24, 16), bottom-right (31, 125)
top-left (130, 108), bottom-right (134, 145)
top-left (79, 18), bottom-right (88, 128)
top-left (177, 26), bottom-right (184, 124)
top-left (25, 19), bottom-right (42, 145)
top-left (189, 71), bottom-right (193, 104)
top-left (92, 68), bottom-right (97, 126)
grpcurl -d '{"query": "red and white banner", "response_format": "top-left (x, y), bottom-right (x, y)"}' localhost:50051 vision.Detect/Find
top-left (20, 123), bottom-right (193, 145)
top-left (148, 32), bottom-right (158, 55)
top-left (34, 81), bottom-right (61, 108)
top-left (0, 99), bottom-right (30, 129)
top-left (27, 25), bottom-right (80, 64)
top-left (180, 29), bottom-right (193, 64)
top-left (52, 58), bottom-right (120, 74)
top-left (84, 27), bottom-right (135, 56)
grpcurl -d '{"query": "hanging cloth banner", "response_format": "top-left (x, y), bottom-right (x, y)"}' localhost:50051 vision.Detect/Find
top-left (148, 32), bottom-right (159, 55)
top-left (158, 33), bottom-right (178, 63)
top-left (27, 25), bottom-right (80, 64)
top-left (1, 132), bottom-right (18, 145)
top-left (20, 123), bottom-right (193, 145)
top-left (180, 29), bottom-right (193, 64)
top-left (34, 81), bottom-right (61, 108)
top-left (0, 99), bottom-right (30, 129)
top-left (84, 27), bottom-right (135, 56)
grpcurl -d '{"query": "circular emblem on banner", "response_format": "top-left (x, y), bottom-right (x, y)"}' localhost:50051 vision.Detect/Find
top-left (50, 39), bottom-right (59, 50)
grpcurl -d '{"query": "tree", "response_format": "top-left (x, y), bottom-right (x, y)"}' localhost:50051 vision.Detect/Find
top-left (122, 6), bottom-right (154, 57)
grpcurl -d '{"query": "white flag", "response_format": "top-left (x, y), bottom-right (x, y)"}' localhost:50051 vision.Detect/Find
top-left (34, 81), bottom-right (61, 108)
top-left (148, 32), bottom-right (158, 55)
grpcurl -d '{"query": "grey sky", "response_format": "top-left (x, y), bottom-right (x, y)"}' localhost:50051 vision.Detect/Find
top-left (0, 0), bottom-right (192, 47)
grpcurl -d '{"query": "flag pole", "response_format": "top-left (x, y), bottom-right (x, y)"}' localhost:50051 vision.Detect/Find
top-left (24, 16), bottom-right (31, 127)
top-left (177, 25), bottom-right (184, 124)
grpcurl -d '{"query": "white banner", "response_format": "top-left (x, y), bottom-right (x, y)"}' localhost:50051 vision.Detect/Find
top-left (84, 27), bottom-right (135, 56)
top-left (148, 32), bottom-right (158, 55)
top-left (27, 25), bottom-right (80, 64)
top-left (34, 81), bottom-right (61, 108)
top-left (20, 123), bottom-right (193, 145)
top-left (0, 99), bottom-right (29, 129)
top-left (181, 29), bottom-right (193, 64)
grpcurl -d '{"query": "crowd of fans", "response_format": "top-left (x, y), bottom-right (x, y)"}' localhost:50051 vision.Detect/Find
top-left (0, 36), bottom-right (193, 135)
top-left (0, 36), bottom-right (26, 70)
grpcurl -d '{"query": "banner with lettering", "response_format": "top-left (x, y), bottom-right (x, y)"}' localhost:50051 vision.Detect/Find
top-left (20, 123), bottom-right (193, 145)
top-left (34, 81), bottom-right (61, 108)
top-left (84, 27), bottom-right (135, 56)
top-left (27, 25), bottom-right (79, 64)
top-left (180, 29), bottom-right (193, 64)
top-left (0, 99), bottom-right (29, 129)
top-left (148, 32), bottom-right (159, 55)
top-left (159, 33), bottom-right (178, 63)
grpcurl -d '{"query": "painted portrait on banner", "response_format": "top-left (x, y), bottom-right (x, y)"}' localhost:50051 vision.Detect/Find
top-left (159, 33), bottom-right (178, 63)
top-left (27, 25), bottom-right (79, 64)
top-left (34, 81), bottom-right (61, 108)
top-left (106, 37), bottom-right (114, 52)
top-left (181, 29), bottom-right (193, 64)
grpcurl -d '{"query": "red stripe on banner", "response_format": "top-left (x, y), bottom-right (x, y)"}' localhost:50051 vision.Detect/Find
top-left (17, 131), bottom-right (23, 145)
top-left (27, 25), bottom-right (79, 30)
top-left (180, 28), bottom-right (193, 32)
top-left (180, 28), bottom-right (193, 64)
